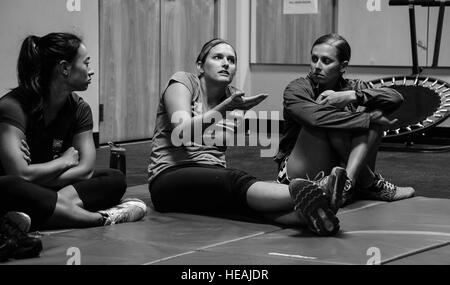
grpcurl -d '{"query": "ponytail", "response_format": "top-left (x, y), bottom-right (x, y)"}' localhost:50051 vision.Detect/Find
top-left (17, 35), bottom-right (42, 96)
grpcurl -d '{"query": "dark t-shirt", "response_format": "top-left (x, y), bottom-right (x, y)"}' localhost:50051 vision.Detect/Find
top-left (0, 87), bottom-right (93, 174)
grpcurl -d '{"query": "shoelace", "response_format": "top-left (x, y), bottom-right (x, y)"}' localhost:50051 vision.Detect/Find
top-left (306, 171), bottom-right (326, 184)
top-left (375, 175), bottom-right (396, 192)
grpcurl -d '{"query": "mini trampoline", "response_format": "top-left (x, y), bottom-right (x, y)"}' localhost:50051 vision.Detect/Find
top-left (371, 1), bottom-right (450, 151)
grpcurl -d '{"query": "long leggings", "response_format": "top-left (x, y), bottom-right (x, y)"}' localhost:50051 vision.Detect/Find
top-left (149, 164), bottom-right (259, 214)
top-left (0, 168), bottom-right (126, 227)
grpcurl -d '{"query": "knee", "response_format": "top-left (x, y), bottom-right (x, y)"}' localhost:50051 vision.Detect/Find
top-left (103, 169), bottom-right (127, 197)
top-left (388, 91), bottom-right (404, 111)
top-left (377, 90), bottom-right (404, 115)
top-left (226, 169), bottom-right (257, 204)
top-left (148, 183), bottom-right (167, 212)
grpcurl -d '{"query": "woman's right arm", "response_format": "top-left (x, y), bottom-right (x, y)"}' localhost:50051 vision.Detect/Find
top-left (0, 123), bottom-right (77, 183)
top-left (165, 82), bottom-right (227, 135)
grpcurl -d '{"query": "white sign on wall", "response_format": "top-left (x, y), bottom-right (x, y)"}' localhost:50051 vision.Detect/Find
top-left (283, 0), bottom-right (318, 15)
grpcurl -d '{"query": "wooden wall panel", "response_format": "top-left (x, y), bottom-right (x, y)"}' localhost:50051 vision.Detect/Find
top-left (99, 0), bottom-right (160, 143)
top-left (160, 0), bottom-right (216, 87)
top-left (252, 0), bottom-right (335, 64)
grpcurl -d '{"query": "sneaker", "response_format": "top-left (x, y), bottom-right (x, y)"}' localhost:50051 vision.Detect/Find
top-left (289, 178), bottom-right (340, 236)
top-left (0, 212), bottom-right (43, 260)
top-left (313, 167), bottom-right (350, 213)
top-left (99, 198), bottom-right (147, 226)
top-left (358, 173), bottom-right (415, 201)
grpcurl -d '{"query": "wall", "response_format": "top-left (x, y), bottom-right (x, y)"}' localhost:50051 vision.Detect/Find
top-left (221, 0), bottom-right (450, 127)
top-left (0, 0), bottom-right (99, 132)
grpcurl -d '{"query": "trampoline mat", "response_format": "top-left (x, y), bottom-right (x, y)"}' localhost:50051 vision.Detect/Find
top-left (6, 185), bottom-right (450, 265)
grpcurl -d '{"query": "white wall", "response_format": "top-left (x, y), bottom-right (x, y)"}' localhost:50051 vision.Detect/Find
top-left (220, 0), bottom-right (450, 127)
top-left (0, 0), bottom-right (99, 132)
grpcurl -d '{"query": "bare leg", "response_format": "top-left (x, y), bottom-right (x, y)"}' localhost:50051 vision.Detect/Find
top-left (329, 130), bottom-right (369, 183)
top-left (329, 125), bottom-right (382, 187)
top-left (361, 125), bottom-right (383, 186)
top-left (39, 185), bottom-right (103, 229)
top-left (287, 127), bottom-right (340, 179)
top-left (247, 181), bottom-right (293, 212)
top-left (246, 181), bottom-right (306, 226)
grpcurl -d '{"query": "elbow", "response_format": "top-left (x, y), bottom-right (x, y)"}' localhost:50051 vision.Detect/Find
top-left (85, 169), bottom-right (94, 180)
top-left (14, 169), bottom-right (36, 182)
top-left (371, 88), bottom-right (405, 115)
top-left (383, 90), bottom-right (404, 115)
top-left (79, 167), bottom-right (94, 180)
top-left (390, 91), bottom-right (404, 109)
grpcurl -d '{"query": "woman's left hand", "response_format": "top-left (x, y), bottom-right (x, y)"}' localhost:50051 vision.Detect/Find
top-left (317, 90), bottom-right (356, 109)
top-left (224, 91), bottom-right (268, 111)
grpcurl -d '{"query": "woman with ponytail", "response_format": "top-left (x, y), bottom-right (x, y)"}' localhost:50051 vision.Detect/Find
top-left (0, 33), bottom-right (146, 238)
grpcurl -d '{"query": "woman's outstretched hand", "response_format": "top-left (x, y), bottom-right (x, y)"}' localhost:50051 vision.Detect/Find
top-left (224, 87), bottom-right (268, 111)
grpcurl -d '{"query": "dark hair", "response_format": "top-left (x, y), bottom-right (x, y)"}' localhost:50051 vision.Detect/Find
top-left (311, 33), bottom-right (351, 62)
top-left (17, 33), bottom-right (82, 105)
top-left (196, 38), bottom-right (237, 65)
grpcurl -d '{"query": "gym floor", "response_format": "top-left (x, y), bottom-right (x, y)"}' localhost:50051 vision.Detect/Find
top-left (5, 140), bottom-right (450, 265)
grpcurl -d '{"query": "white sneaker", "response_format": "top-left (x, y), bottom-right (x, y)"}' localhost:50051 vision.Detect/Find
top-left (99, 198), bottom-right (147, 226)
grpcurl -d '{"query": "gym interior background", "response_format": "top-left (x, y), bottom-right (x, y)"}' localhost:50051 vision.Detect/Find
top-left (1, 0), bottom-right (449, 144)
top-left (1, 0), bottom-right (450, 266)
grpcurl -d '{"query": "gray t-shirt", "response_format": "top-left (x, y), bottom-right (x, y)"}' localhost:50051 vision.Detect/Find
top-left (148, 72), bottom-right (228, 184)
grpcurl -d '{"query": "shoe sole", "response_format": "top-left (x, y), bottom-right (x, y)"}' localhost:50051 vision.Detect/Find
top-left (327, 167), bottom-right (348, 213)
top-left (289, 179), bottom-right (340, 236)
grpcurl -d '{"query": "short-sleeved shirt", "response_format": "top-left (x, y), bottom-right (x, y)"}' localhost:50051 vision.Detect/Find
top-left (0, 87), bottom-right (93, 175)
top-left (148, 72), bottom-right (227, 184)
